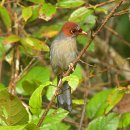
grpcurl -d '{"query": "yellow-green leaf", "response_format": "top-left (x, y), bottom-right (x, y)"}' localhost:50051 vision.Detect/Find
top-left (22, 6), bottom-right (32, 21)
top-left (28, 0), bottom-right (44, 4)
top-left (0, 89), bottom-right (29, 125)
top-left (63, 75), bottom-right (79, 92)
top-left (29, 81), bottom-right (52, 115)
top-left (69, 7), bottom-right (93, 22)
top-left (39, 3), bottom-right (56, 21)
top-left (20, 37), bottom-right (49, 51)
top-left (0, 6), bottom-right (11, 30)
top-left (56, 0), bottom-right (85, 8)
top-left (4, 35), bottom-right (20, 44)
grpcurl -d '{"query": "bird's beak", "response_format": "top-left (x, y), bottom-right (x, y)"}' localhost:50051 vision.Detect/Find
top-left (80, 31), bottom-right (88, 35)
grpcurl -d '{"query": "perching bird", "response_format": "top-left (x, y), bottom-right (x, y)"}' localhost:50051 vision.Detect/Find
top-left (50, 22), bottom-right (87, 111)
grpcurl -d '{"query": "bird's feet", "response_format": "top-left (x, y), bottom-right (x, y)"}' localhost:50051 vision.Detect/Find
top-left (69, 63), bottom-right (75, 72)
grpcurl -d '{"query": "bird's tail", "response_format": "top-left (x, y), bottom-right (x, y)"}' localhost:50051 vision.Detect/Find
top-left (57, 77), bottom-right (72, 111)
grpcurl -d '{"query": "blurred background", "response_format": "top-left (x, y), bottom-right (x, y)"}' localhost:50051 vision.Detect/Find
top-left (0, 0), bottom-right (130, 130)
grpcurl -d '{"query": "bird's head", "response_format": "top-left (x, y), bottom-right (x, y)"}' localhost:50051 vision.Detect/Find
top-left (61, 22), bottom-right (87, 37)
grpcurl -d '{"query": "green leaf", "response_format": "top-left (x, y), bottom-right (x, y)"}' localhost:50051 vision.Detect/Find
top-left (69, 7), bottom-right (93, 22)
top-left (73, 99), bottom-right (84, 105)
top-left (16, 66), bottom-right (50, 94)
top-left (25, 123), bottom-right (40, 130)
top-left (95, 7), bottom-right (108, 14)
top-left (85, 15), bottom-right (97, 31)
top-left (22, 80), bottom-right (40, 95)
top-left (119, 113), bottom-right (130, 128)
top-left (28, 0), bottom-right (44, 4)
top-left (0, 83), bottom-right (5, 91)
top-left (29, 5), bottom-right (39, 22)
top-left (105, 89), bottom-right (125, 114)
top-left (46, 84), bottom-right (56, 101)
top-left (0, 6), bottom-right (11, 30)
top-left (0, 125), bottom-right (26, 130)
top-left (39, 3), bottom-right (56, 21)
top-left (32, 24), bottom-right (62, 38)
top-left (86, 89), bottom-right (112, 119)
top-left (0, 37), bottom-right (5, 60)
top-left (29, 81), bottom-right (52, 115)
top-left (41, 109), bottom-right (69, 128)
top-left (88, 42), bottom-right (95, 52)
top-left (20, 37), bottom-right (49, 51)
top-left (87, 113), bottom-right (119, 130)
top-left (0, 89), bottom-right (29, 125)
top-left (49, 122), bottom-right (70, 130)
top-left (22, 6), bottom-right (33, 22)
top-left (0, 123), bottom-right (39, 130)
top-left (73, 64), bottom-right (83, 80)
top-left (56, 0), bottom-right (85, 8)
top-left (4, 35), bottom-right (20, 44)
top-left (63, 74), bottom-right (79, 92)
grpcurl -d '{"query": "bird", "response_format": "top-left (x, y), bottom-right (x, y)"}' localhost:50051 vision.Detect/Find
top-left (50, 22), bottom-right (87, 111)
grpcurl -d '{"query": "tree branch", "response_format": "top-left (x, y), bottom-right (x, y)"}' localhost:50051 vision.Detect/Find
top-left (37, 0), bottom-right (125, 127)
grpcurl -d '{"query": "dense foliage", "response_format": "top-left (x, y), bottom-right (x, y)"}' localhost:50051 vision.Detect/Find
top-left (0, 0), bottom-right (130, 130)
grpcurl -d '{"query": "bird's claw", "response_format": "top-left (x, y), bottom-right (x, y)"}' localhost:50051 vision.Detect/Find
top-left (69, 63), bottom-right (75, 72)
top-left (55, 89), bottom-right (61, 96)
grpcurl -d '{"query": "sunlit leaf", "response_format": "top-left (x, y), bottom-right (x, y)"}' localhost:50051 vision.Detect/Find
top-left (0, 125), bottom-right (26, 130)
top-left (39, 3), bottom-right (56, 21)
top-left (0, 89), bottom-right (29, 125)
top-left (20, 37), bottom-right (49, 51)
top-left (0, 123), bottom-right (39, 130)
top-left (32, 24), bottom-right (62, 38)
top-left (56, 0), bottom-right (85, 8)
top-left (86, 89), bottom-right (112, 119)
top-left (28, 0), bottom-right (44, 4)
top-left (29, 5), bottom-right (39, 22)
top-left (4, 35), bottom-right (20, 44)
top-left (95, 7), bottom-right (108, 14)
top-left (49, 122), bottom-right (70, 130)
top-left (63, 74), bottom-right (79, 92)
top-left (42, 109), bottom-right (69, 127)
top-left (105, 88), bottom-right (125, 114)
top-left (46, 84), bottom-right (56, 101)
top-left (0, 37), bottom-right (5, 60)
top-left (25, 123), bottom-right (40, 130)
top-left (22, 6), bottom-right (33, 21)
top-left (69, 7), bottom-right (93, 22)
top-left (17, 66), bottom-right (50, 94)
top-left (73, 64), bottom-right (83, 80)
top-left (73, 99), bottom-right (84, 105)
top-left (0, 6), bottom-right (11, 30)
top-left (0, 83), bottom-right (5, 91)
top-left (87, 113), bottom-right (119, 130)
top-left (119, 113), bottom-right (130, 128)
top-left (29, 81), bottom-right (52, 115)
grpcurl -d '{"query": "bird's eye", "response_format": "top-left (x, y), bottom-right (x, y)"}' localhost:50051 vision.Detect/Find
top-left (71, 29), bottom-right (77, 34)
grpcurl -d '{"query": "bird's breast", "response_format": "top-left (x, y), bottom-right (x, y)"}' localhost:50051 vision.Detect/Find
top-left (50, 36), bottom-right (77, 72)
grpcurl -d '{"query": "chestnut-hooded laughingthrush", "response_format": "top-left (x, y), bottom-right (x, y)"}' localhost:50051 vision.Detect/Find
top-left (50, 22), bottom-right (87, 111)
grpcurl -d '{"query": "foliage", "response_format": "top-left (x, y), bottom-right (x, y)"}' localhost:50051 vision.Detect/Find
top-left (0, 0), bottom-right (130, 130)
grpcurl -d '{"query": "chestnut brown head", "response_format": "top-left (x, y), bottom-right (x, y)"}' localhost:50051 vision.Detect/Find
top-left (61, 22), bottom-right (87, 37)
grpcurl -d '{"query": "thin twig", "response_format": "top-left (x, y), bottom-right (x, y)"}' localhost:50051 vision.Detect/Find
top-left (79, 63), bottom-right (90, 130)
top-left (95, 0), bottom-right (115, 8)
top-left (113, 8), bottom-right (129, 16)
top-left (105, 25), bottom-right (130, 48)
top-left (37, 0), bottom-right (125, 127)
top-left (63, 118), bottom-right (85, 129)
top-left (15, 58), bottom-right (36, 83)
